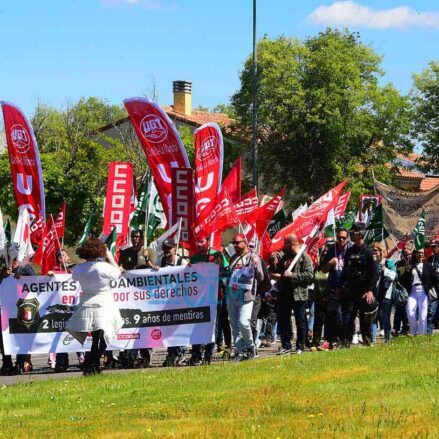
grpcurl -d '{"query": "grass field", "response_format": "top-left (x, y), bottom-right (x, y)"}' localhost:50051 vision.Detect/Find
top-left (1, 336), bottom-right (439, 438)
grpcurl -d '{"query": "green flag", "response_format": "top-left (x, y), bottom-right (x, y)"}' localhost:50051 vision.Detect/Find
top-left (130, 178), bottom-right (148, 230)
top-left (364, 204), bottom-right (389, 245)
top-left (413, 209), bottom-right (426, 250)
top-left (147, 180), bottom-right (167, 239)
top-left (105, 227), bottom-right (117, 257)
top-left (78, 211), bottom-right (94, 248)
top-left (267, 209), bottom-right (290, 239)
top-left (4, 219), bottom-right (11, 245)
top-left (324, 211), bottom-right (356, 237)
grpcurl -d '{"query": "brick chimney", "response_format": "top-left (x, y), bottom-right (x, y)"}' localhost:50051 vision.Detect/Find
top-left (173, 80), bottom-right (192, 116)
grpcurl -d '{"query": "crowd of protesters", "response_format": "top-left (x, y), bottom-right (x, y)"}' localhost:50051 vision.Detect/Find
top-left (1, 222), bottom-right (438, 376)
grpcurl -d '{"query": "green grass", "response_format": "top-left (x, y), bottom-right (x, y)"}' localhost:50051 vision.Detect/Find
top-left (2, 336), bottom-right (439, 438)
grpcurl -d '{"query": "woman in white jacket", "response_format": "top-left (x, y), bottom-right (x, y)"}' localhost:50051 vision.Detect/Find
top-left (66, 238), bottom-right (123, 376)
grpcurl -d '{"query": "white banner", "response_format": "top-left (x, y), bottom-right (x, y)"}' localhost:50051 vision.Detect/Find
top-left (0, 263), bottom-right (218, 355)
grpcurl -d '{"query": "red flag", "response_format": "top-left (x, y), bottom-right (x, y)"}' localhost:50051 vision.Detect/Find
top-left (387, 233), bottom-right (410, 258)
top-left (124, 98), bottom-right (190, 222)
top-left (270, 181), bottom-right (346, 252)
top-left (246, 188), bottom-right (285, 239)
top-left (306, 232), bottom-right (326, 267)
top-left (234, 187), bottom-right (259, 220)
top-left (55, 201), bottom-right (66, 239)
top-left (334, 191), bottom-right (351, 219)
top-left (103, 162), bottom-right (134, 246)
top-left (193, 188), bottom-right (239, 239)
top-left (30, 214), bottom-right (44, 246)
top-left (1, 102), bottom-right (46, 223)
top-left (221, 157), bottom-right (242, 203)
top-left (33, 216), bottom-right (61, 274)
top-left (194, 123), bottom-right (224, 217)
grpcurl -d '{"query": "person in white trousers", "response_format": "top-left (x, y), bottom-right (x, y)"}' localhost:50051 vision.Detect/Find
top-left (401, 249), bottom-right (437, 335)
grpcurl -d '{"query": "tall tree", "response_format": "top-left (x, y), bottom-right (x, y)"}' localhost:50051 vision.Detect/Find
top-left (411, 61), bottom-right (439, 172)
top-left (232, 29), bottom-right (413, 206)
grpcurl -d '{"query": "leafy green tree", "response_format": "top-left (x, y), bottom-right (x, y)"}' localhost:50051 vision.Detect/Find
top-left (411, 61), bottom-right (439, 172)
top-left (232, 29), bottom-right (413, 207)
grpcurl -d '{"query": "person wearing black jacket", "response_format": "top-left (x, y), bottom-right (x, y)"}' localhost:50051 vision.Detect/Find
top-left (400, 249), bottom-right (438, 335)
top-left (338, 222), bottom-right (379, 347)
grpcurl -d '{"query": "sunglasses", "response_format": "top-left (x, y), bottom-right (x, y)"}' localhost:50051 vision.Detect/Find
top-left (337, 236), bottom-right (347, 241)
top-left (232, 240), bottom-right (244, 245)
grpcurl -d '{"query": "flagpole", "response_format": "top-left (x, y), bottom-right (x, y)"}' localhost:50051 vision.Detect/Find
top-left (52, 215), bottom-right (67, 273)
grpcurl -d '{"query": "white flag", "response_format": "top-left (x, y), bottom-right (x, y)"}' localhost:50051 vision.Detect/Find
top-left (148, 220), bottom-right (181, 264)
top-left (147, 178), bottom-right (167, 230)
top-left (11, 207), bottom-right (35, 266)
top-left (0, 208), bottom-right (7, 263)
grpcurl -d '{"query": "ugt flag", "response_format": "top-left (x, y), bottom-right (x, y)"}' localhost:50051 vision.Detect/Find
top-left (1, 102), bottom-right (46, 225)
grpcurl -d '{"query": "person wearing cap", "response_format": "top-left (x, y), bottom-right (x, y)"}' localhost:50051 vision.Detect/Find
top-left (338, 222), bottom-right (379, 347)
top-left (158, 237), bottom-right (189, 367)
top-left (117, 229), bottom-right (152, 369)
top-left (188, 236), bottom-right (228, 366)
top-left (227, 233), bottom-right (264, 361)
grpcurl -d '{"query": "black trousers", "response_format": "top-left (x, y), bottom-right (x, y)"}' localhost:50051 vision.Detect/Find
top-left (261, 300), bottom-right (278, 342)
top-left (342, 295), bottom-right (376, 346)
top-left (278, 294), bottom-right (307, 351)
top-left (250, 295), bottom-right (262, 343)
top-left (84, 330), bottom-right (107, 368)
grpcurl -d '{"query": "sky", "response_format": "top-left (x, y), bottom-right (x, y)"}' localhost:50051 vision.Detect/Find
top-left (0, 0), bottom-right (438, 116)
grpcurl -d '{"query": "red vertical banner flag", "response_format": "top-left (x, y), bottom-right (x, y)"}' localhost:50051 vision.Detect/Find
top-left (1, 101), bottom-right (46, 225)
top-left (221, 157), bottom-right (242, 203)
top-left (33, 216), bottom-right (61, 274)
top-left (103, 162), bottom-right (134, 245)
top-left (270, 181), bottom-right (346, 252)
top-left (234, 187), bottom-right (259, 221)
top-left (193, 122), bottom-right (224, 218)
top-left (55, 200), bottom-right (66, 239)
top-left (124, 98), bottom-right (190, 222)
top-left (193, 188), bottom-right (239, 239)
top-left (246, 188), bottom-right (285, 239)
top-left (334, 191), bottom-right (351, 219)
top-left (171, 168), bottom-right (195, 243)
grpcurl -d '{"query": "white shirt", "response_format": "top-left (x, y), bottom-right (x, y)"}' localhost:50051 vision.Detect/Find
top-left (72, 261), bottom-right (120, 292)
top-left (411, 263), bottom-right (424, 286)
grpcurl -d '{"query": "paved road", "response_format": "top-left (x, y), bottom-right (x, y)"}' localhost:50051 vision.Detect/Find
top-left (0, 343), bottom-right (282, 386)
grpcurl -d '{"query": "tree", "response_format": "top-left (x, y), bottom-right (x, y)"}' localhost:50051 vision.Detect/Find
top-left (232, 29), bottom-right (413, 207)
top-left (411, 61), bottom-right (439, 172)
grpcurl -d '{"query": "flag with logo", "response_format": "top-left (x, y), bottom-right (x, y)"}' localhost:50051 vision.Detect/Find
top-left (1, 102), bottom-right (46, 224)
top-left (234, 187), bottom-right (259, 221)
top-left (194, 122), bottom-right (224, 218)
top-left (413, 209), bottom-right (426, 251)
top-left (147, 178), bottom-right (167, 239)
top-left (270, 181), bottom-right (346, 252)
top-left (387, 233), bottom-right (410, 259)
top-left (124, 97), bottom-right (190, 222)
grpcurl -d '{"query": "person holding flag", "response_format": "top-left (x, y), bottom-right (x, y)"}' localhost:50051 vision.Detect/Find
top-left (272, 234), bottom-right (314, 355)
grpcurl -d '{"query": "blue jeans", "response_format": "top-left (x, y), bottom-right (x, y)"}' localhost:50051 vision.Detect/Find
top-left (427, 300), bottom-right (438, 335)
top-left (227, 296), bottom-right (254, 354)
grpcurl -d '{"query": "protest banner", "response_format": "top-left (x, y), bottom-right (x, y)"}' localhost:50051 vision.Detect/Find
top-left (0, 263), bottom-right (219, 355)
top-left (193, 122), bottom-right (224, 217)
top-left (1, 102), bottom-right (46, 232)
top-left (124, 97), bottom-right (190, 222)
top-left (374, 179), bottom-right (439, 241)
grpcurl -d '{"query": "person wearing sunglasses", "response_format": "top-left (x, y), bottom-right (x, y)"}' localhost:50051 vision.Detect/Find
top-left (227, 234), bottom-right (264, 362)
top-left (338, 222), bottom-right (379, 347)
top-left (318, 228), bottom-right (351, 350)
